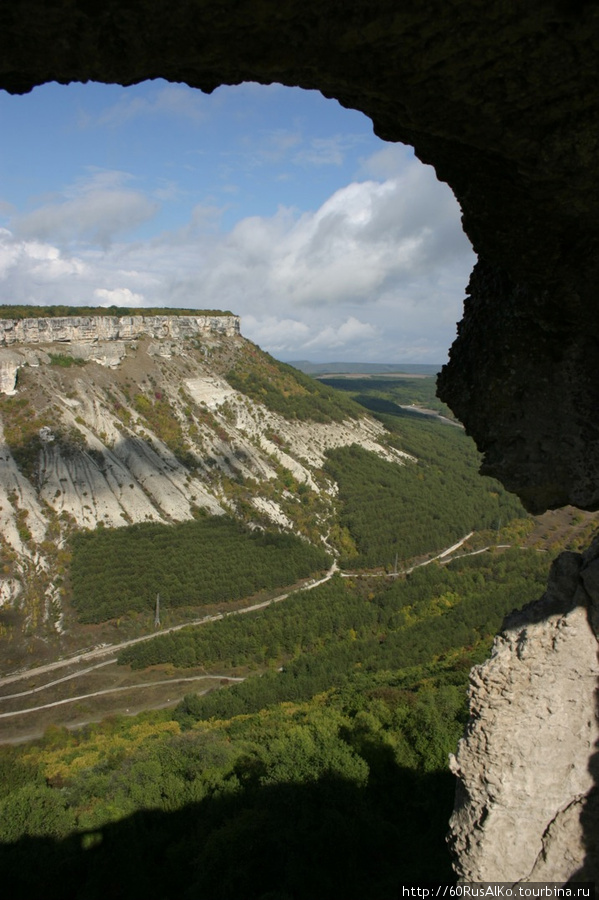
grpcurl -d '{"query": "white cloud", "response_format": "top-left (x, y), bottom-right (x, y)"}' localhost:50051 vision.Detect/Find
top-left (261, 130), bottom-right (303, 161)
top-left (94, 287), bottom-right (145, 307)
top-left (87, 85), bottom-right (208, 128)
top-left (15, 192), bottom-right (157, 248)
top-left (358, 143), bottom-right (415, 180)
top-left (293, 135), bottom-right (365, 167)
top-left (242, 315), bottom-right (310, 351)
top-left (0, 199), bottom-right (15, 219)
top-left (0, 229), bottom-right (88, 283)
top-left (0, 157), bottom-right (474, 362)
top-left (304, 317), bottom-right (378, 349)
top-left (237, 131), bottom-right (367, 172)
top-left (13, 169), bottom-right (158, 249)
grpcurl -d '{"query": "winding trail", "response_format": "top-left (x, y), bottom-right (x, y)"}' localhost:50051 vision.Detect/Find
top-left (0, 675), bottom-right (245, 719)
top-left (0, 561), bottom-right (338, 703)
top-left (0, 532), bottom-right (481, 726)
top-left (340, 531), bottom-right (475, 578)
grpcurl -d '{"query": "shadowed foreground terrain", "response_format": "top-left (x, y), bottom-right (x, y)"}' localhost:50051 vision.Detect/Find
top-left (0, 767), bottom-right (454, 900)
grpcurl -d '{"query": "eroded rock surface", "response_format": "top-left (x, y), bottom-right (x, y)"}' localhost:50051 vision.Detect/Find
top-left (0, 314), bottom-right (240, 346)
top-left (449, 546), bottom-right (599, 882)
top-left (0, 318), bottom-right (411, 636)
top-left (0, 351), bottom-right (21, 394)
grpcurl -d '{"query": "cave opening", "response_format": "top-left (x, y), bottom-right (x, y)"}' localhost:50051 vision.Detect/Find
top-left (0, 4), bottom-right (598, 885)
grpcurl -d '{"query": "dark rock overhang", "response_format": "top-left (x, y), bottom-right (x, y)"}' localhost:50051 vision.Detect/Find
top-left (2, 0), bottom-right (598, 512)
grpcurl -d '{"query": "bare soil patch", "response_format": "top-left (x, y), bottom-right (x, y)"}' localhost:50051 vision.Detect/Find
top-left (522, 506), bottom-right (599, 553)
top-left (0, 662), bottom-right (243, 744)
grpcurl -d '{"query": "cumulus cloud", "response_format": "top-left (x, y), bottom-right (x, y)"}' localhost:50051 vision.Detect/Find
top-left (358, 143), bottom-right (415, 180)
top-left (94, 287), bottom-right (145, 307)
top-left (0, 228), bottom-right (88, 286)
top-left (0, 156), bottom-right (474, 362)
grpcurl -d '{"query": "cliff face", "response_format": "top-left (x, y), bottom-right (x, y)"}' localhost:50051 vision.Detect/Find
top-left (0, 314), bottom-right (241, 392)
top-left (0, 317), bottom-right (406, 646)
top-left (449, 547), bottom-right (599, 882)
top-left (0, 314), bottom-right (240, 346)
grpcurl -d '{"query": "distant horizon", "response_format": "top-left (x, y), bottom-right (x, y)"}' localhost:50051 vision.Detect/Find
top-left (0, 302), bottom-right (448, 367)
top-left (283, 359), bottom-right (442, 373)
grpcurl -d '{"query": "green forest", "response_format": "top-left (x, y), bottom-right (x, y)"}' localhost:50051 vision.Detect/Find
top-left (315, 375), bottom-right (529, 569)
top-left (0, 549), bottom-right (553, 899)
top-left (325, 434), bottom-right (525, 569)
top-left (0, 371), bottom-right (571, 899)
top-left (121, 549), bottom-right (549, 702)
top-left (70, 517), bottom-right (330, 623)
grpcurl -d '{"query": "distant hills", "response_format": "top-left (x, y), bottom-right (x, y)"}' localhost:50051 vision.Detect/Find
top-left (287, 360), bottom-right (441, 376)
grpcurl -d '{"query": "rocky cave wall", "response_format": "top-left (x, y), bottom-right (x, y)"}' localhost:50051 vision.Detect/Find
top-left (1, 0), bottom-right (599, 884)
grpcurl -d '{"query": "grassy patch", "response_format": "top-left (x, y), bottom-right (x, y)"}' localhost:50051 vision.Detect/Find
top-left (226, 344), bottom-right (363, 422)
top-left (48, 353), bottom-right (87, 367)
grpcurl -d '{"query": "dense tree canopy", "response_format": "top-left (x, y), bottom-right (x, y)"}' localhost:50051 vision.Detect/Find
top-left (325, 433), bottom-right (525, 569)
top-left (0, 305), bottom-right (234, 319)
top-left (0, 373), bottom-right (561, 898)
top-left (70, 516), bottom-right (330, 623)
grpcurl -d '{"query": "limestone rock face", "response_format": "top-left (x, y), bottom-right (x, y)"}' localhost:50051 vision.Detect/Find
top-left (0, 3), bottom-right (598, 510)
top-left (0, 315), bottom-right (240, 346)
top-left (0, 350), bottom-right (21, 394)
top-left (449, 547), bottom-right (599, 882)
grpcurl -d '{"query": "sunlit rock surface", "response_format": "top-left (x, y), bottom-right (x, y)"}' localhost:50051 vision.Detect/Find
top-left (0, 316), bottom-right (409, 636)
top-left (449, 547), bottom-right (599, 882)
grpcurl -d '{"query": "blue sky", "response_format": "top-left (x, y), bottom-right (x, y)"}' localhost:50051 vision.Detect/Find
top-left (0, 80), bottom-right (475, 362)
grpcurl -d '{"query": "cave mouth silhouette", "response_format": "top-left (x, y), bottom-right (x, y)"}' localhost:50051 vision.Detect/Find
top-left (1, 1), bottom-right (599, 886)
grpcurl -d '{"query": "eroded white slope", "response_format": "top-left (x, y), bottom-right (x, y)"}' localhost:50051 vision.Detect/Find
top-left (0, 323), bottom-right (418, 636)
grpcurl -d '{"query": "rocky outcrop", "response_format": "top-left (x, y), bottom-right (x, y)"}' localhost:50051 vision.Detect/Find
top-left (0, 326), bottom-right (409, 637)
top-left (0, 314), bottom-right (240, 346)
top-left (0, 351), bottom-right (21, 394)
top-left (448, 546), bottom-right (599, 882)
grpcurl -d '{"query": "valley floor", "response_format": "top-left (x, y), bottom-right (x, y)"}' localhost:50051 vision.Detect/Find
top-left (0, 564), bottom-right (338, 743)
top-left (3, 512), bottom-right (589, 745)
